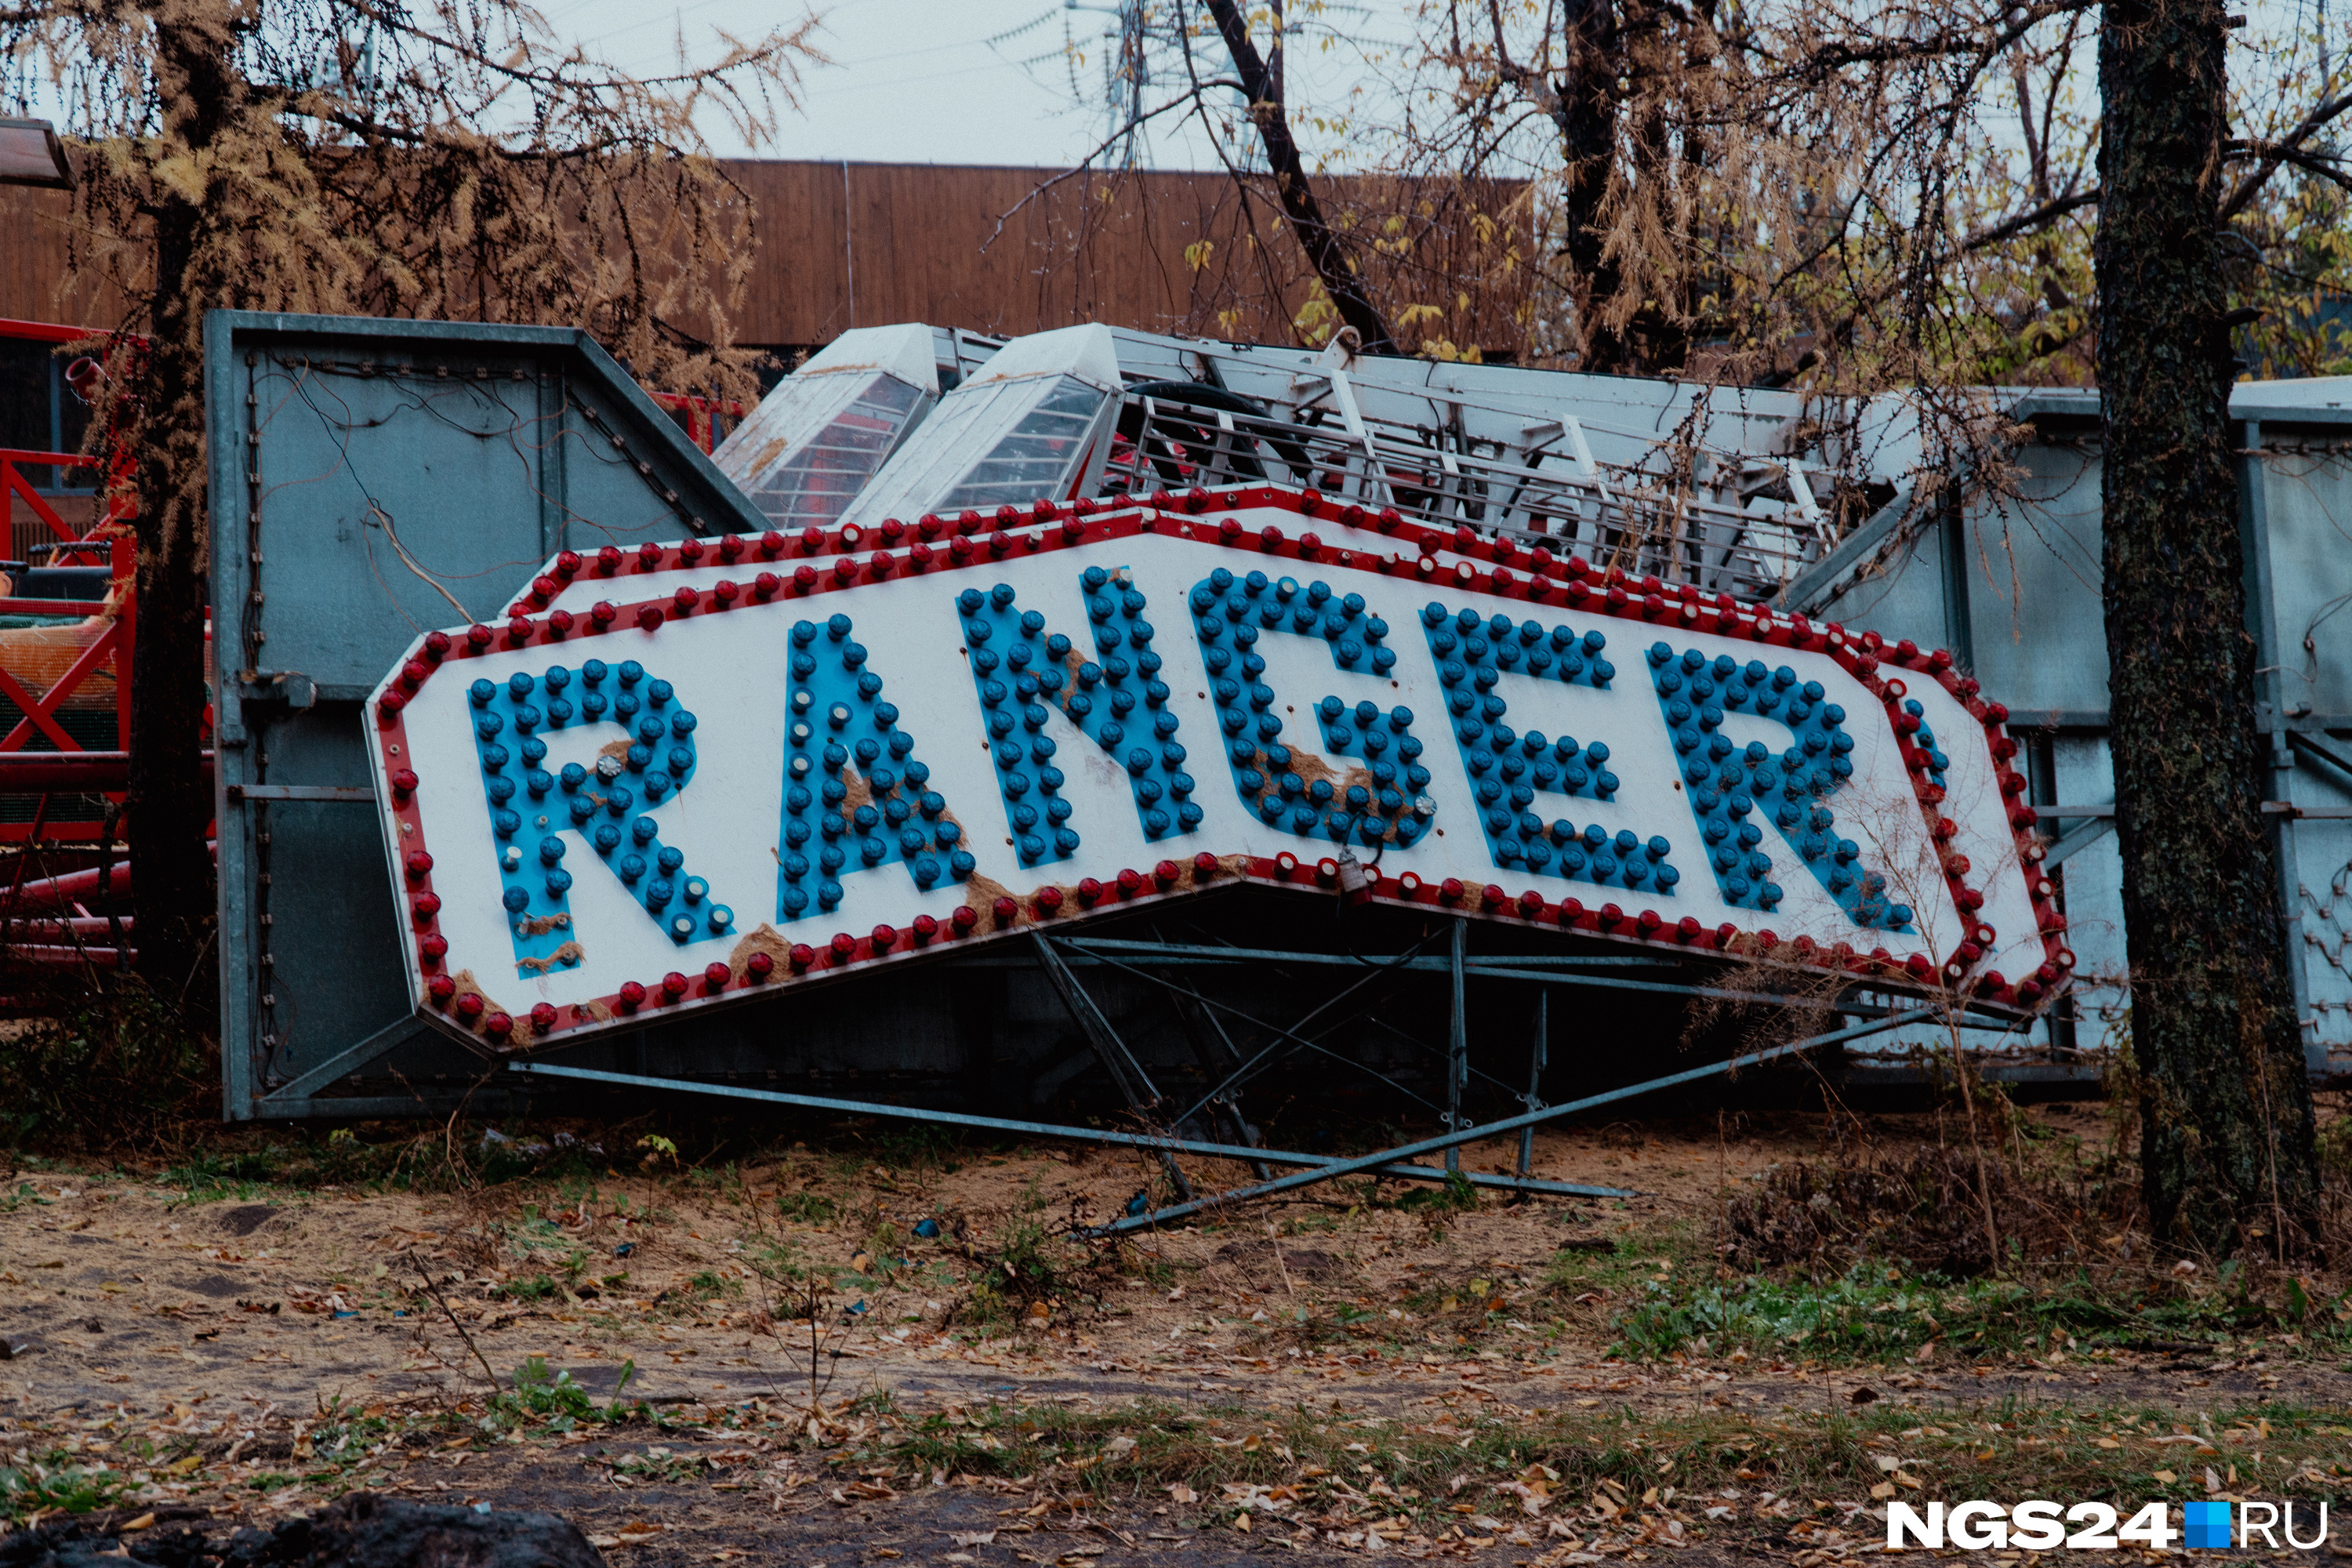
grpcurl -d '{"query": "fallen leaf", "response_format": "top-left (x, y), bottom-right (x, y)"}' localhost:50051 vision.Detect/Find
top-left (1869, 1483), bottom-right (1896, 1501)
top-left (952, 1533), bottom-right (998, 1548)
top-left (120, 1515), bottom-right (156, 1532)
top-left (1234, 1513), bottom-right (1252, 1534)
top-left (1871, 1456), bottom-right (1900, 1474)
top-left (1166, 1484), bottom-right (1197, 1504)
top-left (2154, 1470), bottom-right (2178, 1484)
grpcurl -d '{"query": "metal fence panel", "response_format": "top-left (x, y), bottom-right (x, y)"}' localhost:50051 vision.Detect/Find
top-left (209, 310), bottom-right (766, 1120)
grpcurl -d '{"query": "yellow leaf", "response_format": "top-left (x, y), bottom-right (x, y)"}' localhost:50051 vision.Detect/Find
top-left (166, 1454), bottom-right (203, 1475)
top-left (1234, 1512), bottom-right (1252, 1533)
top-left (2153, 1470), bottom-right (2177, 1484)
top-left (1869, 1483), bottom-right (1896, 1501)
top-left (121, 1514), bottom-right (157, 1532)
top-left (2096, 1438), bottom-right (2122, 1449)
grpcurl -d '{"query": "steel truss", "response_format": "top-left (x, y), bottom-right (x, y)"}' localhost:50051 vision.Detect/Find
top-left (505, 917), bottom-right (2024, 1229)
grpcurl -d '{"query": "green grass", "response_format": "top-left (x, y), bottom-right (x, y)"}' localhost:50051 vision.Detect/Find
top-left (0, 1453), bottom-right (132, 1523)
top-left (1602, 1262), bottom-right (2352, 1363)
top-left (776, 1190), bottom-right (838, 1224)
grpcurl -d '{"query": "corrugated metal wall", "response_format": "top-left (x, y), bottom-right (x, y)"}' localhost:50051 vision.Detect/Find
top-left (1796, 390), bottom-right (2352, 1076)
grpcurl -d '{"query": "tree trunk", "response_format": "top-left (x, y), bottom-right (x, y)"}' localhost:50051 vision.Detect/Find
top-left (126, 9), bottom-right (236, 999)
top-left (1202, 0), bottom-right (1396, 354)
top-left (1548, 0), bottom-right (1631, 372)
top-left (2096, 0), bottom-right (2320, 1251)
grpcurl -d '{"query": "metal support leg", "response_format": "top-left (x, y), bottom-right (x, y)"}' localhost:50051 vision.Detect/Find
top-left (1446, 917), bottom-right (1468, 1174)
top-left (505, 1062), bottom-right (1632, 1199)
top-left (1519, 989), bottom-right (1548, 1177)
top-left (1098, 1004), bottom-right (1943, 1236)
top-left (1031, 933), bottom-right (1192, 1200)
top-left (1166, 981), bottom-right (1272, 1180)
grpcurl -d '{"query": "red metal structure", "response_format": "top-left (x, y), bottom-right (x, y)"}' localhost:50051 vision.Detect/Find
top-left (648, 390), bottom-right (741, 455)
top-left (0, 318), bottom-right (142, 977)
top-left (0, 318), bottom-right (137, 845)
top-left (0, 339), bottom-right (728, 982)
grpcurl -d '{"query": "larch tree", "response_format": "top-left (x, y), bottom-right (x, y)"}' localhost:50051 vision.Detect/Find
top-left (0, 0), bottom-right (818, 996)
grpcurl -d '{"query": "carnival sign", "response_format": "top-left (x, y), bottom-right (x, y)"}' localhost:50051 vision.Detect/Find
top-left (368, 488), bottom-right (2070, 1047)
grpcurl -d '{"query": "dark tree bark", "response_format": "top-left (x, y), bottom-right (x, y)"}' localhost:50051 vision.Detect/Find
top-left (1546, 0), bottom-right (1636, 372)
top-left (126, 7), bottom-right (237, 998)
top-left (2096, 0), bottom-right (2319, 1251)
top-left (1202, 0), bottom-right (1397, 354)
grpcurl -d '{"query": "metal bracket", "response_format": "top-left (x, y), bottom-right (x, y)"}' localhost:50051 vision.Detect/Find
top-left (226, 783), bottom-right (376, 804)
top-left (257, 1014), bottom-right (433, 1106)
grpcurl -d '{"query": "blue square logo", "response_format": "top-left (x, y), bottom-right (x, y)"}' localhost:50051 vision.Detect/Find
top-left (2185, 1500), bottom-right (2232, 1549)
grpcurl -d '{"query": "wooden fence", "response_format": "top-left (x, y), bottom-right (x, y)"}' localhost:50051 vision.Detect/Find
top-left (0, 160), bottom-right (1535, 360)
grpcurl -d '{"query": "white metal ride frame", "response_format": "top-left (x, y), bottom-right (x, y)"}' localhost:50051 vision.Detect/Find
top-left (710, 322), bottom-right (1919, 604)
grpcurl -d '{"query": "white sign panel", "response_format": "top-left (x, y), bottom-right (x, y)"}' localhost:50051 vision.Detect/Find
top-left (368, 491), bottom-right (2072, 1047)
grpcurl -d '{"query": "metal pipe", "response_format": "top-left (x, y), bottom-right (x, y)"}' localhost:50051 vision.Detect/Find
top-left (5, 915), bottom-right (130, 938)
top-left (1519, 989), bottom-right (1548, 1177)
top-left (2, 838), bottom-right (212, 913)
top-left (1045, 938), bottom-right (1680, 971)
top-left (4, 857), bottom-right (127, 913)
top-left (503, 1062), bottom-right (1635, 1199)
top-left (0, 751), bottom-right (215, 791)
top-left (2, 944), bottom-right (131, 967)
top-left (1446, 917), bottom-right (1467, 1174)
top-left (1093, 1004), bottom-right (1940, 1235)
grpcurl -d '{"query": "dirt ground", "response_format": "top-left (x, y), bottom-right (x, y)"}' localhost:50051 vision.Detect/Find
top-left (4, 1106), bottom-right (2348, 1565)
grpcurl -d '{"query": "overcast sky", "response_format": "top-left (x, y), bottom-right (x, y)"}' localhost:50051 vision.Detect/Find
top-left (549, 0), bottom-right (1421, 169)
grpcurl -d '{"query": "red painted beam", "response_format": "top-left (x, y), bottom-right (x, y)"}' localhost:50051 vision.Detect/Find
top-left (0, 751), bottom-right (215, 791)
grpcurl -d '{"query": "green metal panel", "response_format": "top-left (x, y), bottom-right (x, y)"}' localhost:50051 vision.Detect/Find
top-left (207, 310), bottom-right (766, 1120)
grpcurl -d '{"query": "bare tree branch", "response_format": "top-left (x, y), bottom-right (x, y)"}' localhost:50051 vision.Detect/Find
top-left (1200, 0), bottom-right (1397, 354)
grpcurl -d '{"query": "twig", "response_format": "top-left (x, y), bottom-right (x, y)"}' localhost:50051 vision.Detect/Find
top-left (979, 84), bottom-right (1240, 253)
top-left (406, 1250), bottom-right (503, 1392)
